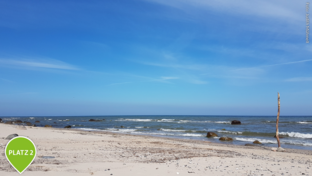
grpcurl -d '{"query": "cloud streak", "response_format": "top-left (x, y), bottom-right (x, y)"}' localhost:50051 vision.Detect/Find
top-left (143, 0), bottom-right (303, 23)
top-left (0, 58), bottom-right (79, 70)
top-left (264, 59), bottom-right (312, 67)
top-left (285, 77), bottom-right (312, 82)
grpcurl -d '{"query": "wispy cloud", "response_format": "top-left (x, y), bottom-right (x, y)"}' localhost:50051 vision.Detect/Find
top-left (264, 59), bottom-right (312, 67)
top-left (233, 59), bottom-right (312, 73)
top-left (0, 58), bottom-right (79, 70)
top-left (138, 60), bottom-right (264, 80)
top-left (285, 77), bottom-right (312, 82)
top-left (143, 0), bottom-right (303, 23)
top-left (139, 62), bottom-right (205, 71)
top-left (160, 76), bottom-right (179, 80)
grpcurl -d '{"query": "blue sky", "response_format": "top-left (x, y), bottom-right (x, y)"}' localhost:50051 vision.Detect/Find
top-left (0, 0), bottom-right (311, 116)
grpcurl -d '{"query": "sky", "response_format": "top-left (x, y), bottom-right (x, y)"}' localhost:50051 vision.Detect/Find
top-left (0, 0), bottom-right (311, 116)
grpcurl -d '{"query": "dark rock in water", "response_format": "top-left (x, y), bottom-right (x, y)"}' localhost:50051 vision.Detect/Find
top-left (33, 124), bottom-right (37, 127)
top-left (0, 118), bottom-right (2, 123)
top-left (54, 122), bottom-right (57, 124)
top-left (221, 129), bottom-right (226, 131)
top-left (157, 128), bottom-right (161, 131)
top-left (103, 119), bottom-right (105, 120)
top-left (5, 121), bottom-right (13, 124)
top-left (6, 134), bottom-right (18, 140)
top-left (89, 119), bottom-right (102, 122)
top-left (120, 126), bottom-right (124, 128)
top-left (35, 121), bottom-right (40, 123)
top-left (15, 120), bottom-right (23, 124)
top-left (25, 122), bottom-right (33, 126)
top-left (206, 132), bottom-right (218, 138)
top-left (253, 140), bottom-right (262, 144)
top-left (64, 125), bottom-right (71, 128)
top-left (274, 135), bottom-right (284, 138)
top-left (245, 144), bottom-right (256, 146)
top-left (219, 137), bottom-right (233, 141)
top-left (44, 125), bottom-right (52, 127)
top-left (231, 120), bottom-right (241, 125)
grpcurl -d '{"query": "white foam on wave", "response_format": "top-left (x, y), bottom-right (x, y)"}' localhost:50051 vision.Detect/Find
top-left (115, 129), bottom-right (137, 133)
top-left (105, 128), bottom-right (118, 131)
top-left (178, 120), bottom-right (211, 123)
top-left (160, 128), bottom-right (186, 132)
top-left (29, 117), bottom-right (35, 119)
top-left (135, 126), bottom-right (144, 128)
top-left (116, 119), bottom-right (153, 122)
top-left (285, 141), bottom-right (312, 146)
top-left (180, 133), bottom-right (203, 137)
top-left (297, 121), bottom-right (312, 124)
top-left (157, 119), bottom-right (175, 122)
top-left (218, 130), bottom-right (242, 135)
top-left (214, 121), bottom-right (231, 124)
top-left (235, 137), bottom-right (277, 144)
top-left (178, 120), bottom-right (230, 124)
top-left (279, 132), bottom-right (312, 138)
top-left (78, 128), bottom-right (103, 131)
top-left (132, 132), bottom-right (175, 136)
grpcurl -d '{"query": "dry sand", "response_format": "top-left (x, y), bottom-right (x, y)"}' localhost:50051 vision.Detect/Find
top-left (0, 123), bottom-right (312, 176)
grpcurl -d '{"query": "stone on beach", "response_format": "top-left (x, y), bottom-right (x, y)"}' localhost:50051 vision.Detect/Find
top-left (253, 140), bottom-right (262, 144)
top-left (6, 134), bottom-right (18, 140)
top-left (0, 118), bottom-right (2, 123)
top-left (44, 125), bottom-right (52, 127)
top-left (219, 137), bottom-right (233, 141)
top-left (5, 121), bottom-right (13, 124)
top-left (231, 120), bottom-right (241, 125)
top-left (64, 125), bottom-right (71, 128)
top-left (206, 132), bottom-right (218, 138)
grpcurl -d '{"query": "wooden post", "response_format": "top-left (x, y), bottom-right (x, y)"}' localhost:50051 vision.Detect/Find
top-left (276, 93), bottom-right (281, 148)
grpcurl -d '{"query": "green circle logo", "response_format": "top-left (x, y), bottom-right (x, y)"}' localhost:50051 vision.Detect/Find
top-left (5, 136), bottom-right (37, 174)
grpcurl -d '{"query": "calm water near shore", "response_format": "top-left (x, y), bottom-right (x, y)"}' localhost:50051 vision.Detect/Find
top-left (1, 115), bottom-right (312, 150)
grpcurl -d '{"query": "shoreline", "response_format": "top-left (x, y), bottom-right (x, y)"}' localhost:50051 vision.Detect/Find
top-left (73, 127), bottom-right (312, 154)
top-left (1, 123), bottom-right (312, 175)
top-left (2, 115), bottom-right (312, 151)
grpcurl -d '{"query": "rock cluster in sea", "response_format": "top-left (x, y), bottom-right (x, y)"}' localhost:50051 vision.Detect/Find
top-left (219, 137), bottom-right (233, 141)
top-left (206, 132), bottom-right (218, 138)
top-left (89, 119), bottom-right (103, 122)
top-left (231, 120), bottom-right (241, 125)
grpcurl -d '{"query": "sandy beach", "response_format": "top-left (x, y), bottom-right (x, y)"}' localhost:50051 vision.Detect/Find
top-left (0, 123), bottom-right (312, 176)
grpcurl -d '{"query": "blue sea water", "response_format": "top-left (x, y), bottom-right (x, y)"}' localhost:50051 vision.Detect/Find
top-left (2, 115), bottom-right (312, 150)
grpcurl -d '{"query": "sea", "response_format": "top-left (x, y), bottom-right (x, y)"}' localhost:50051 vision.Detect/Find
top-left (1, 115), bottom-right (312, 150)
